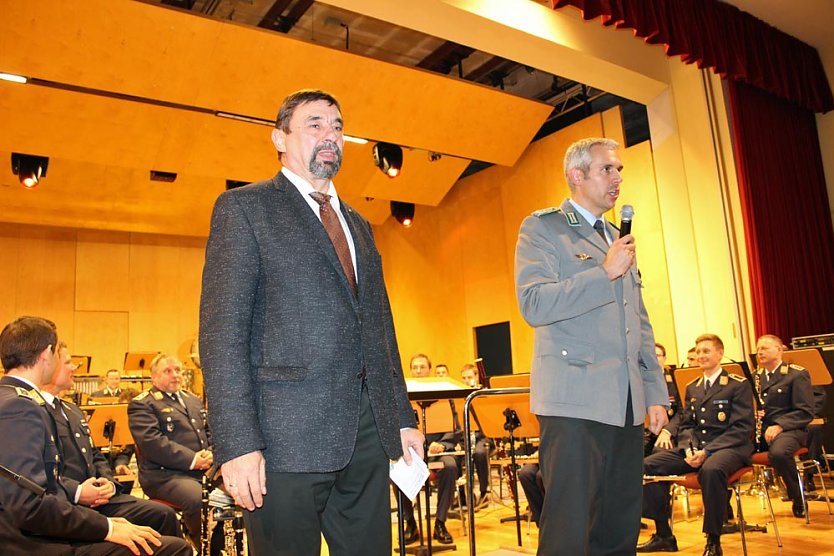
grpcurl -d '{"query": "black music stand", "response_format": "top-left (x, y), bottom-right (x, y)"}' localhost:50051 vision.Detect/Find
top-left (401, 380), bottom-right (476, 556)
top-left (463, 387), bottom-right (537, 555)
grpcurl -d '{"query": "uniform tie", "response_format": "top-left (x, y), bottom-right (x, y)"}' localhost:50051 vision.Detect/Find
top-left (310, 192), bottom-right (357, 296)
top-left (593, 220), bottom-right (608, 243)
top-left (704, 379), bottom-right (712, 393)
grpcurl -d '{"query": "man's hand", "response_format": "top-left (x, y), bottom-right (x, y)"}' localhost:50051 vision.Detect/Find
top-left (222, 451), bottom-right (266, 511)
top-left (428, 442), bottom-right (446, 455)
top-left (400, 428), bottom-right (425, 464)
top-left (78, 477), bottom-right (115, 507)
top-left (764, 424), bottom-right (784, 444)
top-left (106, 517), bottom-right (163, 556)
top-left (193, 449), bottom-right (213, 470)
top-left (685, 449), bottom-right (707, 468)
top-left (115, 464), bottom-right (132, 476)
top-left (602, 235), bottom-right (636, 280)
top-left (646, 405), bottom-right (669, 435)
top-left (654, 428), bottom-right (674, 450)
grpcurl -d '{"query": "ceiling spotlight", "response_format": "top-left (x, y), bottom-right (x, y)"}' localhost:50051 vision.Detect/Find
top-left (373, 142), bottom-right (403, 178)
top-left (11, 153), bottom-right (49, 188)
top-left (390, 201), bottom-right (415, 227)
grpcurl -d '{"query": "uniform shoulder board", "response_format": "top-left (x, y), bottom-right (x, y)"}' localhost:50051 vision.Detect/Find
top-left (787, 363), bottom-right (805, 373)
top-left (532, 207), bottom-right (560, 217)
top-left (152, 391), bottom-right (164, 401)
top-left (729, 373), bottom-right (746, 382)
top-left (133, 391), bottom-right (149, 401)
top-left (686, 376), bottom-right (700, 387)
top-left (9, 386), bottom-right (47, 405)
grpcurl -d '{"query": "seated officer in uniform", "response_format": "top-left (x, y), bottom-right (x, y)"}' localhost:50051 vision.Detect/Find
top-left (128, 353), bottom-right (212, 546)
top-left (91, 369), bottom-right (124, 399)
top-left (753, 334), bottom-right (814, 518)
top-left (638, 334), bottom-right (754, 556)
top-left (42, 341), bottom-right (181, 536)
top-left (0, 315), bottom-right (190, 555)
top-left (647, 343), bottom-right (684, 454)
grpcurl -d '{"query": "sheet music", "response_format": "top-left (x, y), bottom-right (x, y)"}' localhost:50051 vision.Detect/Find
top-left (389, 446), bottom-right (429, 502)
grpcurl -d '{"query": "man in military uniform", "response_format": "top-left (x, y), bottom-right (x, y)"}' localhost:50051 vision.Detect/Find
top-left (128, 353), bottom-right (212, 546)
top-left (647, 343), bottom-right (684, 454)
top-left (0, 315), bottom-right (190, 555)
top-left (754, 334), bottom-right (814, 518)
top-left (42, 342), bottom-right (181, 535)
top-left (638, 334), bottom-right (754, 556)
top-left (90, 369), bottom-right (123, 399)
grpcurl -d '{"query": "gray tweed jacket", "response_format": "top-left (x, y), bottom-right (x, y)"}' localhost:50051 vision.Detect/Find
top-left (199, 172), bottom-right (415, 473)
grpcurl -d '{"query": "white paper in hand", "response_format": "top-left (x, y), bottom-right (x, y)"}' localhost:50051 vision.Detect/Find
top-left (389, 446), bottom-right (429, 502)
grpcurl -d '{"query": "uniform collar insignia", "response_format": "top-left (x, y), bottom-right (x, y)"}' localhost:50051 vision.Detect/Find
top-left (565, 211), bottom-right (580, 226)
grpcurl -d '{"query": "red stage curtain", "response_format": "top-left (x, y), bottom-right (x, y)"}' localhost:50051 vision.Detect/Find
top-left (727, 79), bottom-right (834, 339)
top-left (552, 0), bottom-right (834, 114)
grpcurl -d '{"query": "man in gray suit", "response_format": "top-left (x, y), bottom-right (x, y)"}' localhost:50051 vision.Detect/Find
top-left (199, 89), bottom-right (423, 555)
top-left (515, 137), bottom-right (669, 555)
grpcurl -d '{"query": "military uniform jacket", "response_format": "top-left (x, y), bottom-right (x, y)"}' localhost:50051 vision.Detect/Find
top-left (514, 199), bottom-right (669, 426)
top-left (676, 369), bottom-right (754, 457)
top-left (757, 363), bottom-right (814, 432)
top-left (128, 386), bottom-right (210, 486)
top-left (0, 376), bottom-right (109, 549)
top-left (662, 368), bottom-right (684, 437)
top-left (199, 173), bottom-right (416, 472)
top-left (49, 398), bottom-right (132, 503)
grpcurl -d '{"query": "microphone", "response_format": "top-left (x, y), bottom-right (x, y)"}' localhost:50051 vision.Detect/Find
top-left (619, 205), bottom-right (634, 238)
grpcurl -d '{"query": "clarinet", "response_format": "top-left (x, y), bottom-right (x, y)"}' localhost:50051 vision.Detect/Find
top-left (753, 368), bottom-right (765, 450)
top-left (200, 472), bottom-right (210, 556)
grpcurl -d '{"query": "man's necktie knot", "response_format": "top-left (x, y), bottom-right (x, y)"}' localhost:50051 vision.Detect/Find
top-left (593, 220), bottom-right (607, 242)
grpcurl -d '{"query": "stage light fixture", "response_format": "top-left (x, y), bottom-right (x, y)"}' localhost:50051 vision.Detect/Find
top-left (373, 142), bottom-right (403, 178)
top-left (390, 201), bottom-right (415, 227)
top-left (11, 153), bottom-right (49, 188)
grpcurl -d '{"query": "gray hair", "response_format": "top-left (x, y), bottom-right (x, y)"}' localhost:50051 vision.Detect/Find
top-left (563, 138), bottom-right (620, 190)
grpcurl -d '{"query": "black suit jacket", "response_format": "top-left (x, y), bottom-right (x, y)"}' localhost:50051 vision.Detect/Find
top-left (199, 172), bottom-right (415, 472)
top-left (0, 376), bottom-right (109, 548)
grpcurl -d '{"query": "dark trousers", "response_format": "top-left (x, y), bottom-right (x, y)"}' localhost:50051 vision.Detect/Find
top-left (72, 537), bottom-right (191, 556)
top-left (642, 448), bottom-right (748, 535)
top-left (765, 429), bottom-right (806, 501)
top-left (141, 475), bottom-right (201, 544)
top-left (244, 388), bottom-right (390, 556)
top-left (399, 453), bottom-right (456, 523)
top-left (518, 463), bottom-right (543, 526)
top-left (97, 496), bottom-right (182, 537)
top-left (537, 412), bottom-right (643, 556)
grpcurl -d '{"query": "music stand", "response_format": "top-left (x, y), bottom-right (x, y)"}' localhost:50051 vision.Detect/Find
top-left (488, 374), bottom-right (530, 389)
top-left (71, 355), bottom-right (92, 375)
top-left (401, 380), bottom-right (476, 556)
top-left (81, 403), bottom-right (132, 452)
top-left (781, 349), bottom-right (833, 386)
top-left (463, 387), bottom-right (536, 554)
top-left (674, 363), bottom-right (750, 403)
top-left (123, 351), bottom-right (160, 376)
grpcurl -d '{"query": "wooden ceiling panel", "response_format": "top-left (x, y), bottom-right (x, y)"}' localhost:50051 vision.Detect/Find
top-left (1, 0), bottom-right (550, 165)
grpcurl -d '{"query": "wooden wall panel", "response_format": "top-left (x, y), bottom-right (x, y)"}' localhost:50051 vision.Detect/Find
top-left (0, 225), bottom-right (206, 376)
top-left (73, 311), bottom-right (128, 375)
top-left (75, 230), bottom-right (130, 312)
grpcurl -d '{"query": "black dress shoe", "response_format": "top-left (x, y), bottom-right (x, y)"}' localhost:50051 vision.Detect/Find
top-left (703, 540), bottom-right (723, 556)
top-left (792, 502), bottom-right (807, 518)
top-left (636, 534), bottom-right (678, 552)
top-left (403, 520), bottom-right (419, 544)
top-left (433, 520), bottom-right (453, 544)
